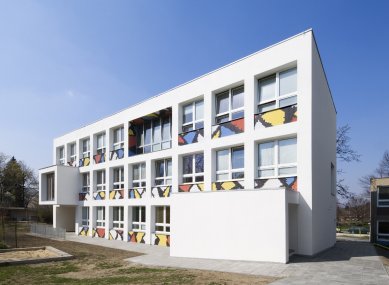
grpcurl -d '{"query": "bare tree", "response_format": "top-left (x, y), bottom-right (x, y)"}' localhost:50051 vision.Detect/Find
top-left (359, 150), bottom-right (389, 195)
top-left (345, 195), bottom-right (370, 224)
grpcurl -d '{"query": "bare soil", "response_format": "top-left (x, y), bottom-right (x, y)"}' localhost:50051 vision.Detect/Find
top-left (0, 249), bottom-right (57, 260)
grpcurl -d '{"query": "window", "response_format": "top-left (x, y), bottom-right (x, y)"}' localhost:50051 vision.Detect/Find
top-left (378, 186), bottom-right (389, 207)
top-left (113, 127), bottom-right (124, 150)
top-left (182, 153), bottom-right (204, 183)
top-left (113, 167), bottom-right (124, 190)
top-left (155, 206), bottom-right (170, 233)
top-left (96, 133), bottom-right (106, 154)
top-left (154, 158), bottom-right (172, 186)
top-left (96, 170), bottom-right (106, 191)
top-left (258, 67), bottom-right (297, 113)
top-left (96, 206), bottom-right (105, 228)
top-left (182, 100), bottom-right (204, 132)
top-left (82, 138), bottom-right (90, 158)
top-left (132, 206), bottom-right (146, 231)
top-left (82, 207), bottom-right (89, 226)
top-left (216, 146), bottom-right (244, 181)
top-left (132, 163), bottom-right (146, 187)
top-left (82, 172), bottom-right (90, 193)
top-left (137, 117), bottom-right (172, 153)
top-left (46, 173), bottom-right (55, 201)
top-left (378, 221), bottom-right (389, 241)
top-left (112, 206), bottom-right (124, 229)
top-left (258, 138), bottom-right (297, 178)
top-left (69, 143), bottom-right (77, 163)
top-left (58, 147), bottom-right (65, 165)
top-left (215, 85), bottom-right (244, 123)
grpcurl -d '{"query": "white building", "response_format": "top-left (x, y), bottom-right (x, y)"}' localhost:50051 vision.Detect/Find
top-left (39, 29), bottom-right (336, 263)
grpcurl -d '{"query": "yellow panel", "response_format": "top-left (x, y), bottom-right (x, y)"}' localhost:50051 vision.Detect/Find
top-left (134, 189), bottom-right (141, 199)
top-left (136, 232), bottom-right (145, 242)
top-left (261, 109), bottom-right (285, 126)
top-left (212, 183), bottom-right (217, 191)
top-left (163, 186), bottom-right (170, 197)
top-left (109, 191), bottom-right (115, 200)
top-left (156, 234), bottom-right (168, 246)
top-left (221, 181), bottom-right (236, 190)
top-left (212, 129), bottom-right (221, 139)
top-left (197, 183), bottom-right (204, 191)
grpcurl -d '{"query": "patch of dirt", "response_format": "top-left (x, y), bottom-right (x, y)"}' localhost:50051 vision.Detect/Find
top-left (0, 249), bottom-right (57, 260)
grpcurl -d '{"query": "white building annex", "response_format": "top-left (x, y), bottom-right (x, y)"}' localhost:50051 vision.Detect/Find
top-left (39, 29), bottom-right (336, 263)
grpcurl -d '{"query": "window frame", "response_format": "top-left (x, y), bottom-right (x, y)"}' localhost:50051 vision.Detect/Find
top-left (46, 173), bottom-right (55, 201)
top-left (377, 221), bottom-right (389, 241)
top-left (182, 100), bottom-right (204, 132)
top-left (96, 206), bottom-right (105, 228)
top-left (96, 133), bottom-right (106, 155)
top-left (81, 206), bottom-right (89, 226)
top-left (182, 153), bottom-right (204, 183)
top-left (132, 206), bottom-right (146, 232)
top-left (69, 143), bottom-right (77, 163)
top-left (137, 117), bottom-right (172, 153)
top-left (113, 126), bottom-right (124, 150)
top-left (112, 206), bottom-right (124, 229)
top-left (257, 67), bottom-right (297, 114)
top-left (132, 163), bottom-right (146, 188)
top-left (96, 170), bottom-right (106, 192)
top-left (154, 158), bottom-right (172, 186)
top-left (215, 85), bottom-right (244, 124)
top-left (113, 167), bottom-right (124, 190)
top-left (82, 138), bottom-right (90, 158)
top-left (58, 147), bottom-right (65, 165)
top-left (257, 137), bottom-right (297, 179)
top-left (216, 146), bottom-right (244, 182)
top-left (155, 206), bottom-right (170, 234)
top-left (82, 172), bottom-right (90, 193)
top-left (377, 186), bottom-right (389, 207)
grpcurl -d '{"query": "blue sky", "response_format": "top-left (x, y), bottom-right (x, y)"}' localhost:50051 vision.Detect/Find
top-left (0, 0), bottom-right (388, 195)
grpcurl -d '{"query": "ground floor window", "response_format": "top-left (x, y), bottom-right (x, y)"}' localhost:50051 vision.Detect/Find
top-left (96, 206), bottom-right (105, 228)
top-left (132, 206), bottom-right (146, 231)
top-left (377, 221), bottom-right (389, 241)
top-left (112, 206), bottom-right (124, 229)
top-left (155, 206), bottom-right (170, 233)
top-left (81, 207), bottom-right (89, 226)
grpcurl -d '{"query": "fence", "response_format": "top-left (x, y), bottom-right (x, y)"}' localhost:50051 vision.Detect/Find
top-left (30, 223), bottom-right (66, 240)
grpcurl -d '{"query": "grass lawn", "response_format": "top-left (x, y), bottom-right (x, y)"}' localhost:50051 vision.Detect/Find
top-left (0, 227), bottom-right (278, 285)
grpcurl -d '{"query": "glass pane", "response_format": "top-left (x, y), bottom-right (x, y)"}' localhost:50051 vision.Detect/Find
top-left (195, 121), bottom-right (204, 129)
top-left (195, 153), bottom-right (204, 173)
top-left (258, 169), bottom-right (275, 177)
top-left (195, 100), bottom-right (204, 120)
top-left (166, 178), bottom-right (172, 185)
top-left (141, 163), bottom-right (146, 179)
top-left (154, 179), bottom-right (163, 186)
top-left (141, 207), bottom-right (146, 223)
top-left (232, 86), bottom-right (244, 109)
top-left (182, 125), bottom-right (193, 132)
top-left (232, 147), bottom-right (244, 169)
top-left (216, 91), bottom-right (229, 114)
top-left (133, 207), bottom-right (139, 222)
top-left (216, 114), bottom-right (229, 124)
top-left (279, 138), bottom-right (297, 164)
top-left (166, 226), bottom-right (170, 232)
top-left (258, 101), bottom-right (276, 113)
top-left (153, 119), bottom-right (161, 143)
top-left (195, 176), bottom-right (204, 182)
top-left (279, 96), bottom-right (297, 108)
top-left (232, 172), bottom-right (244, 179)
top-left (259, 75), bottom-right (276, 102)
top-left (113, 207), bottom-right (119, 221)
top-left (379, 187), bottom-right (389, 200)
top-left (259, 142), bottom-right (274, 166)
top-left (216, 149), bottom-right (229, 171)
top-left (166, 159), bottom-right (172, 176)
top-left (279, 166), bottom-right (297, 176)
top-left (231, 110), bottom-right (244, 120)
top-left (156, 225), bottom-right (164, 232)
top-left (133, 165), bottom-right (140, 181)
top-left (97, 171), bottom-right (102, 184)
top-left (82, 207), bottom-right (88, 219)
top-left (183, 155), bottom-right (193, 175)
top-left (183, 104), bottom-right (193, 124)
top-left (162, 117), bottom-right (171, 141)
top-left (183, 176), bottom-right (193, 183)
top-left (379, 222), bottom-right (389, 234)
top-left (217, 173), bottom-right (229, 181)
top-left (155, 161), bottom-right (164, 178)
top-left (156, 207), bottom-right (164, 223)
top-left (114, 169), bottom-right (119, 182)
top-left (166, 207), bottom-right (170, 223)
top-left (280, 68), bottom-right (297, 96)
top-left (144, 121), bottom-right (151, 144)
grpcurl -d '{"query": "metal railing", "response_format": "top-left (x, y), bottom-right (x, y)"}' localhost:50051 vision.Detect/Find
top-left (30, 223), bottom-right (66, 240)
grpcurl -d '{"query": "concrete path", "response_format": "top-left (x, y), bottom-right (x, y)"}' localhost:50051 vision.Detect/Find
top-left (66, 233), bottom-right (389, 284)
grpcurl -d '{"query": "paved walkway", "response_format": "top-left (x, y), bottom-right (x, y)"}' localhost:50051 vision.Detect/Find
top-left (66, 233), bottom-right (389, 284)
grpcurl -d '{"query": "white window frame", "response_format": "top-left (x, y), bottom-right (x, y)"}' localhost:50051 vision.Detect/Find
top-left (377, 186), bottom-right (389, 207)
top-left (82, 138), bottom-right (90, 158)
top-left (96, 206), bottom-right (105, 228)
top-left (215, 85), bottom-right (244, 124)
top-left (58, 147), bottom-right (65, 165)
top-left (155, 206), bottom-right (170, 234)
top-left (69, 143), bottom-right (77, 163)
top-left (132, 206), bottom-right (146, 232)
top-left (377, 221), bottom-right (389, 241)
top-left (257, 67), bottom-right (297, 114)
top-left (81, 207), bottom-right (89, 226)
top-left (96, 133), bottom-right (106, 155)
top-left (113, 126), bottom-right (124, 150)
top-left (113, 167), bottom-right (124, 190)
top-left (138, 117), bottom-right (172, 153)
top-left (46, 173), bottom-right (55, 201)
top-left (112, 206), bottom-right (124, 229)
top-left (257, 138), bottom-right (297, 179)
top-left (96, 170), bottom-right (106, 192)
top-left (182, 100), bottom-right (204, 132)
top-left (182, 153), bottom-right (204, 183)
top-left (82, 172), bottom-right (90, 193)
top-left (132, 163), bottom-right (146, 188)
top-left (216, 146), bottom-right (244, 182)
top-left (154, 158), bottom-right (172, 186)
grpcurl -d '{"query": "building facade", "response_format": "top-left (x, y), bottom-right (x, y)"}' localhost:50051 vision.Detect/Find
top-left (370, 177), bottom-right (389, 245)
top-left (39, 30), bottom-right (336, 263)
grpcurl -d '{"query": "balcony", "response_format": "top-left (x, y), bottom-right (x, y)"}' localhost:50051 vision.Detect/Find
top-left (128, 231), bottom-right (146, 243)
top-left (178, 128), bottom-right (204, 146)
top-left (211, 117), bottom-right (244, 139)
top-left (129, 187), bottom-right (146, 199)
top-left (110, 148), bottom-right (124, 160)
top-left (152, 233), bottom-right (170, 247)
top-left (212, 179), bottom-right (244, 191)
top-left (93, 190), bottom-right (106, 200)
top-left (178, 182), bottom-right (204, 192)
top-left (79, 157), bottom-right (90, 167)
top-left (109, 229), bottom-right (124, 240)
top-left (109, 189), bottom-right (124, 200)
top-left (151, 185), bottom-right (172, 198)
top-left (254, 176), bottom-right (297, 191)
top-left (92, 227), bottom-right (105, 238)
top-left (254, 104), bottom-right (297, 129)
top-left (93, 152), bottom-right (106, 164)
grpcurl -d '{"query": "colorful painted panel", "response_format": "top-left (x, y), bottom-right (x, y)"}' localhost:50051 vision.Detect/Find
top-left (254, 176), bottom-right (298, 191)
top-left (254, 105), bottom-right (297, 129)
top-left (128, 188), bottom-right (146, 199)
top-left (109, 189), bottom-right (124, 200)
top-left (78, 192), bottom-right (90, 201)
top-left (212, 180), bottom-right (244, 191)
top-left (78, 226), bottom-right (89, 236)
top-left (128, 124), bottom-right (138, 157)
top-left (93, 191), bottom-right (106, 200)
top-left (152, 233), bottom-right (170, 247)
top-left (128, 231), bottom-right (146, 243)
top-left (151, 186), bottom-right (172, 198)
top-left (211, 117), bottom-right (244, 139)
top-left (178, 128), bottom-right (204, 145)
top-left (109, 229), bottom-right (124, 241)
top-left (178, 183), bottom-right (204, 193)
top-left (92, 227), bottom-right (105, 238)
top-left (79, 157), bottom-right (90, 167)
top-left (67, 160), bottom-right (77, 167)
top-left (93, 153), bottom-right (106, 164)
top-left (110, 148), bottom-right (124, 160)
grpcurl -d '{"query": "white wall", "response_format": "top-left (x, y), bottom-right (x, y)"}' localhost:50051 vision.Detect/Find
top-left (53, 205), bottom-right (76, 231)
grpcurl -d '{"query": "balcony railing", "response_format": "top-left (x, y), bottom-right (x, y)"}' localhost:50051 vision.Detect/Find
top-left (110, 148), bottom-right (124, 160)
top-left (178, 182), bottom-right (204, 192)
top-left (212, 179), bottom-right (244, 191)
top-left (151, 185), bottom-right (172, 198)
top-left (109, 189), bottom-right (124, 200)
top-left (152, 233), bottom-right (170, 247)
top-left (93, 152), bottom-right (106, 164)
top-left (129, 187), bottom-right (146, 199)
top-left (79, 157), bottom-right (90, 167)
top-left (254, 104), bottom-right (297, 129)
top-left (178, 128), bottom-right (204, 145)
top-left (211, 117), bottom-right (244, 139)
top-left (93, 190), bottom-right (106, 200)
top-left (254, 176), bottom-right (297, 191)
top-left (109, 229), bottom-right (124, 240)
top-left (128, 231), bottom-right (146, 243)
